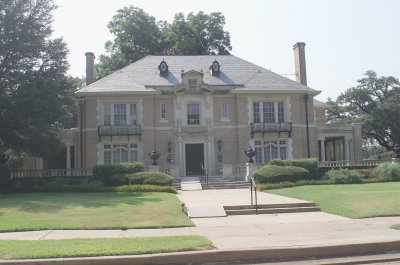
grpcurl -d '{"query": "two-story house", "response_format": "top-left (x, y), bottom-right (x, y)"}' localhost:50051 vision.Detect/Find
top-left (69, 42), bottom-right (362, 178)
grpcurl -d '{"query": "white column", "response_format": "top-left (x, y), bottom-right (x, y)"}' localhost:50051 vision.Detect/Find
top-left (178, 140), bottom-right (184, 177)
top-left (66, 145), bottom-right (71, 169)
top-left (320, 139), bottom-right (325, 161)
top-left (344, 138), bottom-right (350, 161)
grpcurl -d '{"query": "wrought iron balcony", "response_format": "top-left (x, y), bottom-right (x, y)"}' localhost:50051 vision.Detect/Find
top-left (98, 125), bottom-right (141, 136)
top-left (250, 122), bottom-right (292, 135)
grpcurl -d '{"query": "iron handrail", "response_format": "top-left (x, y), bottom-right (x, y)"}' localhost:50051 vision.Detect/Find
top-left (201, 163), bottom-right (209, 188)
top-left (249, 176), bottom-right (258, 214)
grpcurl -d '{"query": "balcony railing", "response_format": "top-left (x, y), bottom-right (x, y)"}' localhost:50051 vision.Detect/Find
top-left (250, 122), bottom-right (292, 135)
top-left (178, 126), bottom-right (209, 134)
top-left (98, 125), bottom-right (141, 136)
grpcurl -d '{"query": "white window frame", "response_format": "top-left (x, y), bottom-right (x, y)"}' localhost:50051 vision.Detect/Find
top-left (220, 102), bottom-right (229, 121)
top-left (103, 103), bottom-right (137, 126)
top-left (253, 101), bottom-right (285, 123)
top-left (103, 143), bottom-right (138, 165)
top-left (160, 103), bottom-right (166, 119)
top-left (254, 140), bottom-right (287, 165)
top-left (188, 79), bottom-right (197, 91)
top-left (187, 103), bottom-right (200, 125)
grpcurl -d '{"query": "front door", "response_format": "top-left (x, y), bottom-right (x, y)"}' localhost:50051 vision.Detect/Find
top-left (185, 144), bottom-right (204, 175)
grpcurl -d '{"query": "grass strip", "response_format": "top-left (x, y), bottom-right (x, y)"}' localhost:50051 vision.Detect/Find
top-left (0, 236), bottom-right (213, 260)
top-left (267, 182), bottom-right (400, 218)
top-left (0, 192), bottom-right (193, 232)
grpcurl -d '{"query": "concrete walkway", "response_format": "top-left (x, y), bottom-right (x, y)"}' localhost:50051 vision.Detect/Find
top-left (2, 189), bottom-right (400, 264)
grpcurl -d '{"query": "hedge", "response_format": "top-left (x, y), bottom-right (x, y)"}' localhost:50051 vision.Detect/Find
top-left (323, 168), bottom-right (362, 184)
top-left (92, 162), bottom-right (144, 186)
top-left (269, 158), bottom-right (319, 179)
top-left (128, 172), bottom-right (173, 186)
top-left (373, 163), bottom-right (400, 181)
top-left (254, 165), bottom-right (310, 183)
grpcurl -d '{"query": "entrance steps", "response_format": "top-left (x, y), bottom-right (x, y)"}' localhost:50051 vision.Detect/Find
top-left (201, 175), bottom-right (249, 189)
top-left (224, 202), bottom-right (320, 215)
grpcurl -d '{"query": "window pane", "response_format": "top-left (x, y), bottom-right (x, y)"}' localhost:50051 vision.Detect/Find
top-left (160, 103), bottom-right (166, 119)
top-left (278, 102), bottom-right (285, 123)
top-left (264, 145), bottom-right (271, 164)
top-left (255, 147), bottom-right (262, 165)
top-left (187, 103), bottom-right (200, 125)
top-left (271, 141), bottom-right (278, 159)
top-left (263, 102), bottom-right (275, 123)
top-left (104, 104), bottom-right (111, 126)
top-left (221, 102), bottom-right (228, 118)
top-left (114, 104), bottom-right (126, 126)
top-left (130, 144), bottom-right (138, 162)
top-left (130, 104), bottom-right (137, 125)
top-left (188, 79), bottom-right (197, 90)
top-left (253, 102), bottom-right (260, 123)
top-left (104, 145), bottom-right (111, 164)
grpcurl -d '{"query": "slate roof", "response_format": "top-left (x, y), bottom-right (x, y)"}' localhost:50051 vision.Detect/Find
top-left (77, 55), bottom-right (321, 95)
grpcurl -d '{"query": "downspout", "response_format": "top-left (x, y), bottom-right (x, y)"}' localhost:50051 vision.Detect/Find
top-left (304, 94), bottom-right (310, 158)
top-left (79, 100), bottom-right (85, 168)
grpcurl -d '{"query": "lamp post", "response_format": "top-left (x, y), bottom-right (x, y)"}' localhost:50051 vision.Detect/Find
top-left (244, 145), bottom-right (256, 163)
top-left (148, 149), bottom-right (161, 166)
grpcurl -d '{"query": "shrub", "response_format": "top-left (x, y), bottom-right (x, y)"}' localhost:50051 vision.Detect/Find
top-left (269, 158), bottom-right (319, 179)
top-left (254, 165), bottom-right (309, 183)
top-left (324, 168), bottom-right (362, 184)
top-left (373, 163), bottom-right (400, 181)
top-left (92, 162), bottom-right (144, 185)
top-left (113, 185), bottom-right (176, 193)
top-left (352, 168), bottom-right (373, 179)
top-left (0, 165), bottom-right (11, 190)
top-left (128, 172), bottom-right (173, 186)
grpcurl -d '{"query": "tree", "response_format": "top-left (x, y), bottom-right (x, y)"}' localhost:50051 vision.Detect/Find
top-left (96, 7), bottom-right (232, 78)
top-left (0, 0), bottom-right (78, 163)
top-left (162, 11), bottom-right (231, 56)
top-left (327, 70), bottom-right (400, 152)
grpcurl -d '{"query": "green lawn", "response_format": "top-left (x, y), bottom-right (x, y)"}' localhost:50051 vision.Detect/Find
top-left (0, 236), bottom-right (213, 260)
top-left (0, 192), bottom-right (193, 232)
top-left (267, 182), bottom-right (400, 218)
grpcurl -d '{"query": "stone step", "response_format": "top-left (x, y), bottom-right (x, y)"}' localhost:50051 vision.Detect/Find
top-left (224, 206), bottom-right (320, 215)
top-left (201, 183), bottom-right (250, 189)
top-left (223, 202), bottom-right (317, 210)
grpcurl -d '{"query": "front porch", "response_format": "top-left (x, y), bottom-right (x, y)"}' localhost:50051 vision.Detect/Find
top-left (317, 124), bottom-right (362, 161)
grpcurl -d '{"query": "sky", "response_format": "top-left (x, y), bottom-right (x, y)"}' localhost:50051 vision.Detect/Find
top-left (52, 0), bottom-right (400, 101)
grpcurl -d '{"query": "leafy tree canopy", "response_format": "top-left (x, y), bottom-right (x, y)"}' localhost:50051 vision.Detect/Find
top-left (327, 70), bottom-right (400, 152)
top-left (96, 6), bottom-right (232, 78)
top-left (0, 0), bottom-right (78, 163)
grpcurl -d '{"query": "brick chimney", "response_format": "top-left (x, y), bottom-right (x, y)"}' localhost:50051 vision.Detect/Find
top-left (85, 52), bottom-right (95, 86)
top-left (293, 42), bottom-right (307, 86)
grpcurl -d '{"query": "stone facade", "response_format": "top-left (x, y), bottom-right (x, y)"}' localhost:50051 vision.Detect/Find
top-left (23, 44), bottom-right (362, 177)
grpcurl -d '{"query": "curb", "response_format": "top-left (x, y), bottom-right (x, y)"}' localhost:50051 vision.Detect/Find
top-left (2, 240), bottom-right (400, 265)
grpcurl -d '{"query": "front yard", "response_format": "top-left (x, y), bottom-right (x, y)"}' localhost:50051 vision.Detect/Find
top-left (0, 192), bottom-right (193, 232)
top-left (0, 236), bottom-right (213, 260)
top-left (267, 182), bottom-right (400, 218)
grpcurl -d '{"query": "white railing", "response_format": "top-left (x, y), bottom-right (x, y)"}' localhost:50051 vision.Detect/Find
top-left (159, 167), bottom-right (171, 175)
top-left (11, 169), bottom-right (93, 179)
top-left (232, 165), bottom-right (247, 176)
top-left (318, 160), bottom-right (391, 168)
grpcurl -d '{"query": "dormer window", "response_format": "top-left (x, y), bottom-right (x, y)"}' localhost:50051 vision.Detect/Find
top-left (210, 59), bottom-right (220, 75)
top-left (158, 60), bottom-right (168, 75)
top-left (188, 79), bottom-right (197, 90)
